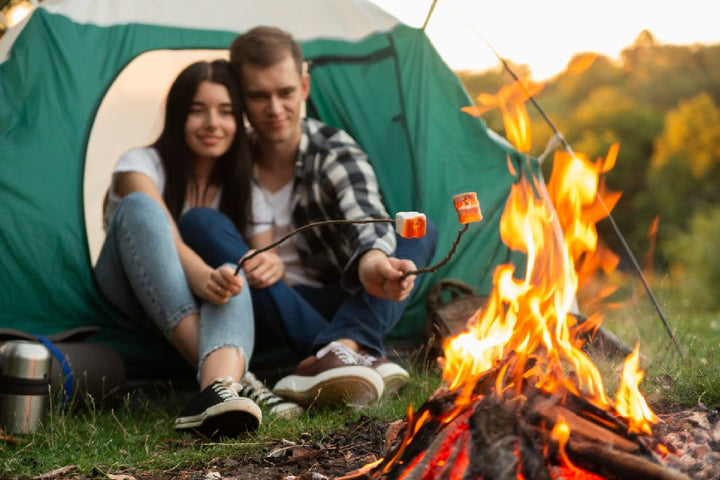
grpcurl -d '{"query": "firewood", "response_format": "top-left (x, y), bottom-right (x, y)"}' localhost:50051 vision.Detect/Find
top-left (566, 437), bottom-right (691, 480)
top-left (468, 400), bottom-right (522, 480)
top-left (531, 399), bottom-right (642, 454)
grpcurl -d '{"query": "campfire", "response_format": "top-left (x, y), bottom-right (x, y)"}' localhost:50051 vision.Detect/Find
top-left (340, 79), bottom-right (689, 480)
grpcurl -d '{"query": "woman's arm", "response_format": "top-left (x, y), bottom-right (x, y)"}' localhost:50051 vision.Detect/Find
top-left (114, 171), bottom-right (243, 303)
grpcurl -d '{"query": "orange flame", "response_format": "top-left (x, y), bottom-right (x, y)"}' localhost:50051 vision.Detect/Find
top-left (451, 78), bottom-right (657, 432)
top-left (615, 344), bottom-right (658, 435)
top-left (567, 53), bottom-right (598, 76)
top-left (551, 418), bottom-right (578, 472)
top-left (461, 75), bottom-right (543, 153)
top-left (644, 216), bottom-right (660, 275)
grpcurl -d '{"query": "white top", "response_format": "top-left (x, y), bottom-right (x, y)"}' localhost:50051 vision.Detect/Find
top-left (255, 181), bottom-right (322, 288)
top-left (104, 146), bottom-right (268, 238)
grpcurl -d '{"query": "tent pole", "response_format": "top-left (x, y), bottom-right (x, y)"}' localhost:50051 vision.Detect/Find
top-left (442, 3), bottom-right (683, 356)
top-left (422, 0), bottom-right (439, 30)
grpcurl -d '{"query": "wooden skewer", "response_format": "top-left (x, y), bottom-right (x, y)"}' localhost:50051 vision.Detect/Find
top-left (233, 218), bottom-right (393, 275)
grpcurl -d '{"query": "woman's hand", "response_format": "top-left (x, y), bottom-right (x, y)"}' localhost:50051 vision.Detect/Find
top-left (206, 265), bottom-right (244, 304)
top-left (242, 249), bottom-right (285, 288)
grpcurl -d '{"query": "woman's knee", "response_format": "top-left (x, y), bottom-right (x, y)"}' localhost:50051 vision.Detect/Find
top-left (111, 192), bottom-right (165, 231)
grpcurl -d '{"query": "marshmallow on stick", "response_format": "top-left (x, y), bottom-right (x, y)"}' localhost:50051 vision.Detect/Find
top-left (453, 192), bottom-right (483, 224)
top-left (395, 211), bottom-right (427, 238)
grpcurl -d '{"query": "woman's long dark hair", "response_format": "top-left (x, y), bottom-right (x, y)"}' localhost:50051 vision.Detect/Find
top-left (153, 59), bottom-right (251, 235)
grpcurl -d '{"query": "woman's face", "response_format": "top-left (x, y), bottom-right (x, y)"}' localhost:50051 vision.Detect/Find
top-left (184, 80), bottom-right (237, 162)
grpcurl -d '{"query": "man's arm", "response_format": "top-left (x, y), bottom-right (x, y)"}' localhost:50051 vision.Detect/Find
top-left (357, 249), bottom-right (416, 302)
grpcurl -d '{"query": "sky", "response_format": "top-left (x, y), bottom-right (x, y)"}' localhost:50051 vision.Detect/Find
top-left (369, 0), bottom-right (720, 80)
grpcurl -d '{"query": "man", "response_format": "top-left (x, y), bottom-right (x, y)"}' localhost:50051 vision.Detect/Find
top-left (181, 26), bottom-right (437, 408)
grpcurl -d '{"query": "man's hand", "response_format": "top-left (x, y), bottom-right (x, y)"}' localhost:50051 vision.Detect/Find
top-left (242, 249), bottom-right (285, 288)
top-left (206, 265), bottom-right (244, 304)
top-left (358, 249), bottom-right (416, 301)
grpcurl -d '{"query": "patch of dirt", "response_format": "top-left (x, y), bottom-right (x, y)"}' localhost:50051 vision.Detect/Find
top-left (91, 416), bottom-right (391, 480)
top-left (29, 408), bottom-right (720, 480)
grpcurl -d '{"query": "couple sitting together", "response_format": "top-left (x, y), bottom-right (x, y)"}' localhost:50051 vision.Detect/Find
top-left (94, 25), bottom-right (438, 438)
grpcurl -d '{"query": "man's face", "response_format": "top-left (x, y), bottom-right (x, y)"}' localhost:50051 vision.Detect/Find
top-left (241, 54), bottom-right (309, 147)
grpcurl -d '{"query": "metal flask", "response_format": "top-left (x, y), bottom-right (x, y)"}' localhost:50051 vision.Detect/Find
top-left (0, 340), bottom-right (52, 434)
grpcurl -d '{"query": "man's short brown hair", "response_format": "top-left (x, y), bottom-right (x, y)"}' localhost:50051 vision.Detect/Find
top-left (229, 26), bottom-right (304, 78)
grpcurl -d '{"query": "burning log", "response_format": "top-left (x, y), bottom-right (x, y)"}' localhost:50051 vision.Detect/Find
top-left (350, 354), bottom-right (690, 480)
top-left (561, 438), bottom-right (691, 480)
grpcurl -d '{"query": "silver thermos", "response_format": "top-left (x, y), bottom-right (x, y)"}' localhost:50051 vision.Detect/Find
top-left (0, 340), bottom-right (52, 434)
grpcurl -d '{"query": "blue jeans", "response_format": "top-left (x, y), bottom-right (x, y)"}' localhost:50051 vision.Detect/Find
top-left (94, 192), bottom-right (254, 378)
top-left (178, 208), bottom-right (438, 358)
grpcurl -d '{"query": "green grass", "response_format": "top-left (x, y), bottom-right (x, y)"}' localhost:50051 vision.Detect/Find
top-left (3, 278), bottom-right (719, 478)
top-left (582, 271), bottom-right (720, 410)
top-left (599, 303), bottom-right (720, 409)
top-left (0, 352), bottom-right (442, 478)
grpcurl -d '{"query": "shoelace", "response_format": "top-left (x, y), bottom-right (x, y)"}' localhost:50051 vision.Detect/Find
top-left (213, 377), bottom-right (240, 402)
top-left (318, 341), bottom-right (371, 366)
top-left (233, 372), bottom-right (284, 407)
top-left (359, 352), bottom-right (377, 367)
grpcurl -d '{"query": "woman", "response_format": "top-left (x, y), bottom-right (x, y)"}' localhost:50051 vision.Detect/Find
top-left (94, 60), bottom-right (299, 438)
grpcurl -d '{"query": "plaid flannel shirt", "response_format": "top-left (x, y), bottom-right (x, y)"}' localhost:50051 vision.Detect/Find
top-left (282, 117), bottom-right (396, 291)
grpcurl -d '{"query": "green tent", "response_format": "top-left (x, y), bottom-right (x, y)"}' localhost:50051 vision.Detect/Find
top-left (0, 0), bottom-right (530, 378)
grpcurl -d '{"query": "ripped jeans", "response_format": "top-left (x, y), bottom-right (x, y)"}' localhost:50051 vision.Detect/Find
top-left (94, 192), bottom-right (254, 379)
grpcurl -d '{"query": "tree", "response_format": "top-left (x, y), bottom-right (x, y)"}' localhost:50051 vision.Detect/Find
top-left (664, 206), bottom-right (720, 311)
top-left (642, 92), bottom-right (720, 236)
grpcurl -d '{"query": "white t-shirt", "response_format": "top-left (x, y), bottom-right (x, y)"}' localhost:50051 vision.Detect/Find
top-left (104, 146), bottom-right (268, 239)
top-left (255, 181), bottom-right (322, 288)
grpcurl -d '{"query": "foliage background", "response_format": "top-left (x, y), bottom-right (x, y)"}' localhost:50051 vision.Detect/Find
top-left (458, 30), bottom-right (720, 314)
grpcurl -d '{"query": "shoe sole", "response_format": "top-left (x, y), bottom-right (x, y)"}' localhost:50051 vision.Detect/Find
top-left (174, 398), bottom-right (261, 437)
top-left (375, 363), bottom-right (410, 395)
top-left (274, 365), bottom-right (384, 408)
top-left (269, 403), bottom-right (306, 419)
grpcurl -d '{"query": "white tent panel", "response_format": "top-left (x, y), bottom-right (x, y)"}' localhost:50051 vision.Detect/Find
top-left (42, 0), bottom-right (401, 40)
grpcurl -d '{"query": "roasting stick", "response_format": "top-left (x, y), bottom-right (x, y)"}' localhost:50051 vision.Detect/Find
top-left (399, 223), bottom-right (469, 281)
top-left (233, 218), bottom-right (393, 275)
top-left (400, 192), bottom-right (482, 281)
top-left (234, 196), bottom-right (481, 283)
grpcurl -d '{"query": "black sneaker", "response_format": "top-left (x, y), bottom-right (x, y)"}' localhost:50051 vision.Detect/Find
top-left (174, 377), bottom-right (261, 438)
top-left (234, 371), bottom-right (305, 419)
top-left (273, 342), bottom-right (384, 408)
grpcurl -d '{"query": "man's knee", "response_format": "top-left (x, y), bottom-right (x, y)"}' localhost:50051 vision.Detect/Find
top-left (178, 207), bottom-right (223, 236)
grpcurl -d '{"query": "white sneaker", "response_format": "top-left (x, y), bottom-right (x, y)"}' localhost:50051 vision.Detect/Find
top-left (235, 371), bottom-right (305, 419)
top-left (360, 352), bottom-right (410, 395)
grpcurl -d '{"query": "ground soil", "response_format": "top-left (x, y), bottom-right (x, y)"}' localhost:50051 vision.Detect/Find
top-left (31, 407), bottom-right (719, 480)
